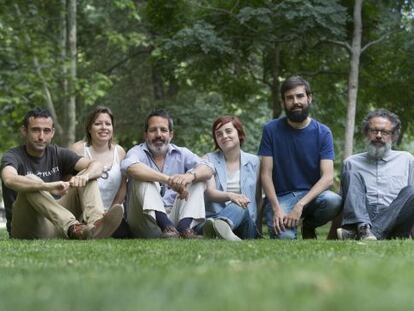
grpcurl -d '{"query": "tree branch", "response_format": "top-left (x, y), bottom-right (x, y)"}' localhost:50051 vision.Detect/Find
top-left (361, 31), bottom-right (398, 53)
top-left (321, 38), bottom-right (352, 54)
top-left (104, 46), bottom-right (153, 75)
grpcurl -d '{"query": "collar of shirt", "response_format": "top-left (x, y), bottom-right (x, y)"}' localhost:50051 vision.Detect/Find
top-left (365, 149), bottom-right (393, 163)
top-left (142, 142), bottom-right (178, 158)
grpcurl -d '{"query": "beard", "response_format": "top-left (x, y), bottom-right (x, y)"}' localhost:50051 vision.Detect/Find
top-left (365, 138), bottom-right (392, 160)
top-left (285, 103), bottom-right (310, 123)
top-left (146, 138), bottom-right (170, 156)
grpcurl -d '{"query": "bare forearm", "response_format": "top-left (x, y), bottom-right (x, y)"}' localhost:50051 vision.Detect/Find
top-left (261, 174), bottom-right (280, 211)
top-left (296, 175), bottom-right (333, 207)
top-left (191, 164), bottom-right (214, 182)
top-left (127, 163), bottom-right (169, 184)
top-left (5, 175), bottom-right (44, 192)
top-left (81, 161), bottom-right (103, 180)
top-left (205, 187), bottom-right (232, 202)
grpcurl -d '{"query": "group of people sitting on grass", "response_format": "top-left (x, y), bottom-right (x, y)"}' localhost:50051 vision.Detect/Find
top-left (2, 76), bottom-right (414, 241)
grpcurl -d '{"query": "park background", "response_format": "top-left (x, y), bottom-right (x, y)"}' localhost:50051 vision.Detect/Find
top-left (1, 1), bottom-right (414, 310)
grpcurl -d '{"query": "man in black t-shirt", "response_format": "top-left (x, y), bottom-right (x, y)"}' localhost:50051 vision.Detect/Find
top-left (0, 107), bottom-right (123, 239)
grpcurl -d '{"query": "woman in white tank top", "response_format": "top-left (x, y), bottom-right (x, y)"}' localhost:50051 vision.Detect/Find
top-left (71, 106), bottom-right (127, 211)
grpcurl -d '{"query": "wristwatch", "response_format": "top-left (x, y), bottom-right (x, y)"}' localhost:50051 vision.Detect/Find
top-left (187, 171), bottom-right (197, 182)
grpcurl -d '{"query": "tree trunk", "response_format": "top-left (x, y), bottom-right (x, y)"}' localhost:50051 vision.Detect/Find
top-left (152, 64), bottom-right (165, 100)
top-left (60, 0), bottom-right (68, 143)
top-left (270, 45), bottom-right (282, 118)
top-left (343, 0), bottom-right (363, 160)
top-left (67, 0), bottom-right (77, 146)
top-left (14, 3), bottom-right (63, 136)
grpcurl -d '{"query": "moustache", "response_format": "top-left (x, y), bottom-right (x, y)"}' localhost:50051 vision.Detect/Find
top-left (289, 105), bottom-right (303, 111)
top-left (370, 140), bottom-right (385, 146)
top-left (151, 138), bottom-right (166, 144)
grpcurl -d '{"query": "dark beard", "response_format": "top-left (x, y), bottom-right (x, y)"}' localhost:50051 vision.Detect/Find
top-left (285, 105), bottom-right (310, 123)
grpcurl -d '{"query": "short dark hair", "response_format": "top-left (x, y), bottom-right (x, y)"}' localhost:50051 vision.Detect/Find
top-left (23, 107), bottom-right (54, 128)
top-left (280, 76), bottom-right (312, 100)
top-left (212, 115), bottom-right (246, 150)
top-left (85, 106), bottom-right (114, 148)
top-left (144, 109), bottom-right (173, 132)
top-left (362, 108), bottom-right (401, 142)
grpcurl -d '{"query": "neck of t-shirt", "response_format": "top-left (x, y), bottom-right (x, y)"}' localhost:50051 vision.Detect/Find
top-left (24, 144), bottom-right (46, 159)
top-left (287, 117), bottom-right (311, 130)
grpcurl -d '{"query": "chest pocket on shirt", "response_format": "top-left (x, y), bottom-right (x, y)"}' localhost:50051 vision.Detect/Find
top-left (389, 175), bottom-right (407, 199)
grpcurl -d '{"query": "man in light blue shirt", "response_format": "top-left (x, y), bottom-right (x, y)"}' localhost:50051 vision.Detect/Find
top-left (338, 109), bottom-right (414, 240)
top-left (121, 109), bottom-right (214, 239)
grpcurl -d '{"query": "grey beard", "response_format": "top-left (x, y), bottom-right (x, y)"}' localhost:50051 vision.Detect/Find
top-left (147, 142), bottom-right (169, 157)
top-left (366, 139), bottom-right (392, 160)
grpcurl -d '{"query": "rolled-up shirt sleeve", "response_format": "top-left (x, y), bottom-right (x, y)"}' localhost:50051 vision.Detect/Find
top-left (181, 147), bottom-right (214, 172)
top-left (120, 146), bottom-right (142, 175)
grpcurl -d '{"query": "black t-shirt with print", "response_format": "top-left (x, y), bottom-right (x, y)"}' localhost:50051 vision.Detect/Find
top-left (0, 144), bottom-right (81, 234)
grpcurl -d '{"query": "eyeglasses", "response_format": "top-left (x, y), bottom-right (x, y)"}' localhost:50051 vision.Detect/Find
top-left (368, 128), bottom-right (393, 137)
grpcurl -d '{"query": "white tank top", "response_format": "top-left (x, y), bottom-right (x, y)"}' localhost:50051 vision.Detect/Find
top-left (226, 169), bottom-right (241, 194)
top-left (84, 144), bottom-right (122, 210)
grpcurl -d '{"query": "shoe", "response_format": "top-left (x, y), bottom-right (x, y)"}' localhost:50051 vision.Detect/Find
top-left (301, 225), bottom-right (317, 239)
top-left (358, 225), bottom-right (377, 241)
top-left (180, 228), bottom-right (203, 239)
top-left (203, 218), bottom-right (216, 239)
top-left (213, 219), bottom-right (241, 241)
top-left (337, 227), bottom-right (357, 240)
top-left (160, 226), bottom-right (180, 239)
top-left (90, 204), bottom-right (123, 239)
top-left (67, 223), bottom-right (90, 240)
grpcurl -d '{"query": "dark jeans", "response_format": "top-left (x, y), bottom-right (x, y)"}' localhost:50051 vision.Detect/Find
top-left (341, 170), bottom-right (414, 239)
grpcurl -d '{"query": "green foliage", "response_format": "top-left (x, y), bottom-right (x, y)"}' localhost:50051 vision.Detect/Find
top-left (0, 0), bottom-right (413, 171)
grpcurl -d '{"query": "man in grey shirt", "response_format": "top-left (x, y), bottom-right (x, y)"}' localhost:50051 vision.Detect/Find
top-left (337, 109), bottom-right (414, 240)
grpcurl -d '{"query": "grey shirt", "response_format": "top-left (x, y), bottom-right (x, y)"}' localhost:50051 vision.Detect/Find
top-left (343, 150), bottom-right (414, 206)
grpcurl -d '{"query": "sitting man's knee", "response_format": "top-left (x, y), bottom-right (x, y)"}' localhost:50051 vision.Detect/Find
top-left (400, 185), bottom-right (414, 196)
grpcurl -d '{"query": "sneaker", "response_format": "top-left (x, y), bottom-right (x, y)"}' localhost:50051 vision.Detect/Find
top-left (180, 228), bottom-right (203, 239)
top-left (203, 218), bottom-right (216, 239)
top-left (160, 226), bottom-right (180, 239)
top-left (91, 204), bottom-right (123, 239)
top-left (358, 225), bottom-right (377, 241)
top-left (67, 223), bottom-right (90, 240)
top-left (337, 227), bottom-right (357, 240)
top-left (213, 219), bottom-right (241, 241)
top-left (301, 225), bottom-right (317, 239)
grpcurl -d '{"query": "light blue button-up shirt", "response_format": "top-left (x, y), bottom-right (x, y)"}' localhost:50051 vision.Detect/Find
top-left (121, 142), bottom-right (212, 207)
top-left (205, 150), bottom-right (260, 221)
top-left (343, 150), bottom-right (414, 206)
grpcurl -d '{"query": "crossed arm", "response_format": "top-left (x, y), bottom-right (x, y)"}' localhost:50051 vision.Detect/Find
top-left (260, 156), bottom-right (334, 234)
top-left (1, 158), bottom-right (103, 196)
top-left (127, 162), bottom-right (213, 199)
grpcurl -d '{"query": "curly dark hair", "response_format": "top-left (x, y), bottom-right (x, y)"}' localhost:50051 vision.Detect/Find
top-left (362, 109), bottom-right (401, 142)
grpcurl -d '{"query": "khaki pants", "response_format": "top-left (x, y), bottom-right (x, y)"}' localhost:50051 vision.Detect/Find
top-left (127, 181), bottom-right (206, 238)
top-left (11, 177), bottom-right (105, 239)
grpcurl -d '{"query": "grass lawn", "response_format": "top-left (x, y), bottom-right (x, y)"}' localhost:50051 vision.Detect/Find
top-left (1, 228), bottom-right (414, 311)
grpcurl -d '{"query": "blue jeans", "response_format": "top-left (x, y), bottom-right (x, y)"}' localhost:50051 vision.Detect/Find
top-left (197, 203), bottom-right (257, 239)
top-left (264, 190), bottom-right (342, 239)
